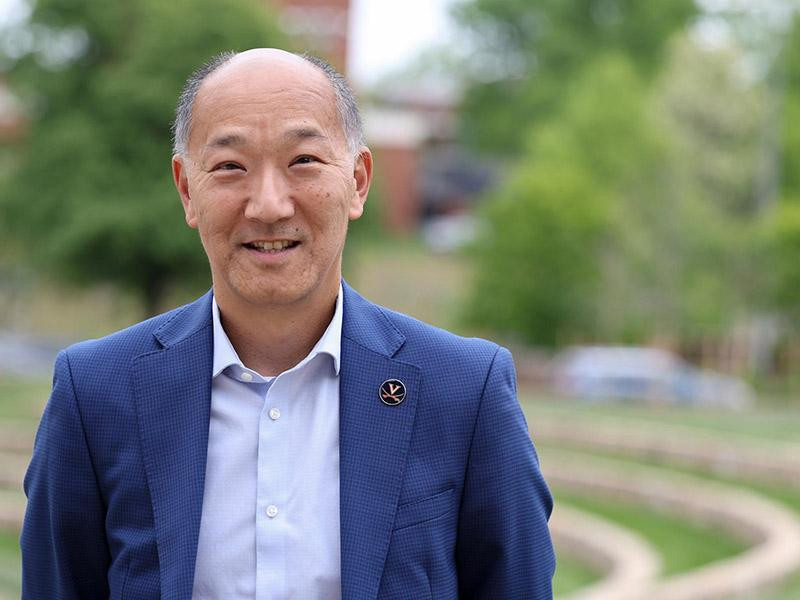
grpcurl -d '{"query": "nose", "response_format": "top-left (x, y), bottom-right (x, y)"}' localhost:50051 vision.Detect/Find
top-left (244, 166), bottom-right (295, 223)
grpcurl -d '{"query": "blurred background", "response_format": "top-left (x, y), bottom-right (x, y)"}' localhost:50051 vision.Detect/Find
top-left (1, 0), bottom-right (799, 598)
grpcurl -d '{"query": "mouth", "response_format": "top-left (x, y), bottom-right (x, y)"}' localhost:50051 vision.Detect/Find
top-left (242, 239), bottom-right (300, 253)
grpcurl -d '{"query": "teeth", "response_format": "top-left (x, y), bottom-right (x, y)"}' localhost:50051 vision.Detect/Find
top-left (249, 240), bottom-right (293, 251)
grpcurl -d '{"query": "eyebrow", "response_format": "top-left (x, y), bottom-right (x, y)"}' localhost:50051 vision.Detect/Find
top-left (282, 127), bottom-right (329, 144)
top-left (206, 133), bottom-right (246, 149)
top-left (204, 127), bottom-right (330, 151)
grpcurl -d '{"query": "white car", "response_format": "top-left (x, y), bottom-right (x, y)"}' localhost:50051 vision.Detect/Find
top-left (552, 346), bottom-right (754, 409)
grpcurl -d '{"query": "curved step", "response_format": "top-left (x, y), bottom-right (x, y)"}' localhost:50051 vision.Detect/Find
top-left (531, 416), bottom-right (800, 487)
top-left (551, 503), bottom-right (661, 600)
top-left (544, 452), bottom-right (800, 600)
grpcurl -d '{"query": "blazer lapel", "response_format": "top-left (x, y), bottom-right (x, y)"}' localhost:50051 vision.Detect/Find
top-left (132, 292), bottom-right (214, 600)
top-left (339, 283), bottom-right (421, 599)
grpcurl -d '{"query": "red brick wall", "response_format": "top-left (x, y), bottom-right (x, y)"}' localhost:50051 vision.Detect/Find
top-left (266, 0), bottom-right (350, 74)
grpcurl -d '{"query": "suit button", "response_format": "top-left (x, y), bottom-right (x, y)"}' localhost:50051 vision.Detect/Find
top-left (266, 505), bottom-right (279, 518)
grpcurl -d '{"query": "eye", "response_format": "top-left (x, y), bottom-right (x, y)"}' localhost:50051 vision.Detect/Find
top-left (291, 155), bottom-right (318, 166)
top-left (214, 162), bottom-right (244, 171)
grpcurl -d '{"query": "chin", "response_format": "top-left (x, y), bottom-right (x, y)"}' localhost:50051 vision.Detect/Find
top-left (233, 273), bottom-right (325, 307)
top-left (215, 258), bottom-right (339, 309)
top-left (239, 284), bottom-right (307, 307)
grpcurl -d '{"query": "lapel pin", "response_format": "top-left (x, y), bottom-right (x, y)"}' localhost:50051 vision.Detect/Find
top-left (379, 379), bottom-right (406, 406)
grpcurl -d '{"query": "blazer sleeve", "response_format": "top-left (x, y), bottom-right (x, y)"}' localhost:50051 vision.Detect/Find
top-left (21, 350), bottom-right (111, 599)
top-left (456, 346), bottom-right (556, 599)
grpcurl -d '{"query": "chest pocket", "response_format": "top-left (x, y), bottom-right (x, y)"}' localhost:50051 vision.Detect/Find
top-left (393, 488), bottom-right (454, 531)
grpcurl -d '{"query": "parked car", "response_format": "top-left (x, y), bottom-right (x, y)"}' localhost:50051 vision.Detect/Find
top-left (552, 346), bottom-right (754, 409)
top-left (421, 214), bottom-right (480, 253)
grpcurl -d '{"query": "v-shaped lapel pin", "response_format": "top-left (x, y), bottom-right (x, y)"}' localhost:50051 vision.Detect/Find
top-left (379, 379), bottom-right (406, 406)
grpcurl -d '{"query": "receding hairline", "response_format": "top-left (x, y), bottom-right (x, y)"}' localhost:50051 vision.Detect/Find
top-left (201, 49), bottom-right (327, 91)
top-left (174, 49), bottom-right (362, 156)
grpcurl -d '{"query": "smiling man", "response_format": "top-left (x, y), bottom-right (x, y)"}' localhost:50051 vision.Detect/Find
top-left (21, 49), bottom-right (555, 599)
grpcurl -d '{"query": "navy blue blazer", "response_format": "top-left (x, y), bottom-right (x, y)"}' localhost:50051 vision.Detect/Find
top-left (21, 283), bottom-right (555, 599)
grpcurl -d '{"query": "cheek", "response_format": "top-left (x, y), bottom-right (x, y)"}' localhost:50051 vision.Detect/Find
top-left (194, 191), bottom-right (241, 233)
top-left (309, 178), bottom-right (354, 220)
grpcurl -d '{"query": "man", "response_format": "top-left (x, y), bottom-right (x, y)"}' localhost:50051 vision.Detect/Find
top-left (21, 49), bottom-right (555, 599)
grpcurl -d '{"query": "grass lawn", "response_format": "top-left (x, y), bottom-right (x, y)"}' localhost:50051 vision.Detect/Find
top-left (552, 488), bottom-right (748, 576)
top-left (553, 552), bottom-right (601, 597)
top-left (525, 392), bottom-right (800, 597)
top-left (522, 391), bottom-right (800, 444)
top-left (345, 239), bottom-right (474, 335)
top-left (0, 379), bottom-right (40, 598)
top-left (758, 570), bottom-right (800, 600)
top-left (0, 379), bottom-right (49, 422)
top-left (545, 448), bottom-right (800, 598)
top-left (0, 530), bottom-right (20, 599)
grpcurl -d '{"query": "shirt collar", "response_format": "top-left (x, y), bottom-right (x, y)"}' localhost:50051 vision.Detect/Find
top-left (212, 285), bottom-right (343, 378)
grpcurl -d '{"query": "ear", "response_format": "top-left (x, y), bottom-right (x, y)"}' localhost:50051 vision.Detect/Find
top-left (348, 147), bottom-right (373, 221)
top-left (172, 154), bottom-right (198, 228)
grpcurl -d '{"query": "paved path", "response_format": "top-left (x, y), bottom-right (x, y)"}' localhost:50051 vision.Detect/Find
top-left (544, 450), bottom-right (800, 600)
top-left (551, 503), bottom-right (661, 600)
top-left (532, 415), bottom-right (800, 489)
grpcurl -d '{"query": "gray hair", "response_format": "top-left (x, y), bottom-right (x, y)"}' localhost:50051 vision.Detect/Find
top-left (171, 51), bottom-right (364, 156)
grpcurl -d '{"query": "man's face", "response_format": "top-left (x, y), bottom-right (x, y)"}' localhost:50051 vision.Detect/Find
top-left (172, 50), bottom-right (371, 311)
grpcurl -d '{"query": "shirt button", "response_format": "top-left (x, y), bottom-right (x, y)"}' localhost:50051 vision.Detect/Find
top-left (269, 407), bottom-right (281, 421)
top-left (241, 371), bottom-right (253, 382)
top-left (266, 505), bottom-right (279, 518)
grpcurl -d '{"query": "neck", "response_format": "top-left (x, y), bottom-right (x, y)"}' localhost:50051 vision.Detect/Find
top-left (215, 284), bottom-right (339, 377)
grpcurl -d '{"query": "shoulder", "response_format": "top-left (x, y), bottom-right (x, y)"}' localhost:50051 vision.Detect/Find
top-left (58, 292), bottom-right (211, 374)
top-left (343, 283), bottom-right (511, 391)
top-left (377, 303), bottom-right (503, 368)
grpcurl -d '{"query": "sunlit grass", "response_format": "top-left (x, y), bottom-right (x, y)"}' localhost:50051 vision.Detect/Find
top-left (0, 379), bottom-right (49, 422)
top-left (758, 570), bottom-right (800, 600)
top-left (522, 390), bottom-right (800, 444)
top-left (345, 238), bottom-right (474, 334)
top-left (543, 447), bottom-right (800, 598)
top-left (0, 530), bottom-right (21, 599)
top-left (553, 552), bottom-right (601, 596)
top-left (553, 488), bottom-right (748, 576)
top-left (529, 390), bottom-right (800, 600)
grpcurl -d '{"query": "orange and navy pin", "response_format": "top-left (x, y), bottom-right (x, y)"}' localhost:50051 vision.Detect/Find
top-left (379, 379), bottom-right (406, 406)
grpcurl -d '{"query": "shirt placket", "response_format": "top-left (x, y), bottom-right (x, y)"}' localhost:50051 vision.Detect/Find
top-left (255, 374), bottom-right (290, 598)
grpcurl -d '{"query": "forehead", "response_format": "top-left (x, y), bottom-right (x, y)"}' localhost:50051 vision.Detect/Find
top-left (190, 55), bottom-right (342, 147)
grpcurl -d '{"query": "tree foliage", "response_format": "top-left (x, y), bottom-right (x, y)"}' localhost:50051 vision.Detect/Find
top-left (452, 0), bottom-right (697, 154)
top-left (463, 16), bottom-right (777, 348)
top-left (781, 15), bottom-right (800, 200)
top-left (764, 13), bottom-right (800, 322)
top-left (465, 56), bottom-right (661, 345)
top-left (0, 0), bottom-right (285, 313)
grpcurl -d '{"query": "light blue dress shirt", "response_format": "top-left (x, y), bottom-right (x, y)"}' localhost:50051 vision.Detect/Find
top-left (192, 288), bottom-right (343, 599)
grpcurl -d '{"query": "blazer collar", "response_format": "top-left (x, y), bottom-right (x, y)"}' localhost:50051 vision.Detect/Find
top-left (341, 280), bottom-right (406, 358)
top-left (150, 283), bottom-right (391, 356)
top-left (152, 290), bottom-right (214, 349)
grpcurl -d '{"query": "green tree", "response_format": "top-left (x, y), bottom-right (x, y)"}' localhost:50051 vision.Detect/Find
top-left (0, 0), bottom-right (285, 314)
top-left (453, 0), bottom-right (697, 154)
top-left (780, 14), bottom-right (800, 201)
top-left (465, 56), bottom-right (666, 346)
top-left (764, 203), bottom-right (800, 318)
top-left (465, 35), bottom-right (774, 347)
top-left (649, 34), bottom-right (768, 338)
top-left (764, 13), bottom-right (800, 322)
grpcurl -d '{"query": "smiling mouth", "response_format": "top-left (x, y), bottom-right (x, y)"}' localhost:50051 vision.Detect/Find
top-left (243, 240), bottom-right (300, 253)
